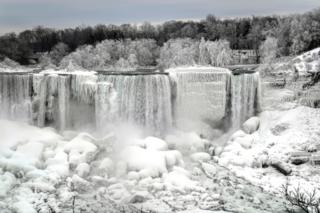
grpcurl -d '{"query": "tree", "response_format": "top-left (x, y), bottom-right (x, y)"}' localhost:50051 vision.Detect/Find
top-left (198, 37), bottom-right (210, 65)
top-left (260, 36), bottom-right (278, 63)
top-left (50, 42), bottom-right (70, 65)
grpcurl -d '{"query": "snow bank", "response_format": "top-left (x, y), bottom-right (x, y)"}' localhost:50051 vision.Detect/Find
top-left (294, 47), bottom-right (320, 75)
top-left (166, 132), bottom-right (209, 154)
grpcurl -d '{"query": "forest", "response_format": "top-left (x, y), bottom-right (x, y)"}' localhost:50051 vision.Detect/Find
top-left (0, 8), bottom-right (320, 69)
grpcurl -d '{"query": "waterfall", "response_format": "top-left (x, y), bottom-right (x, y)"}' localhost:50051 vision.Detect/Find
top-left (57, 75), bottom-right (71, 131)
top-left (98, 74), bottom-right (173, 136)
top-left (0, 68), bottom-right (261, 135)
top-left (95, 82), bottom-right (115, 130)
top-left (0, 73), bottom-right (32, 122)
top-left (231, 72), bottom-right (261, 129)
top-left (71, 73), bottom-right (97, 104)
top-left (169, 67), bottom-right (231, 132)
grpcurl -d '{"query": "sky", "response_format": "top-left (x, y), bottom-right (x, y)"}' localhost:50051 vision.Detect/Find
top-left (1, 0), bottom-right (320, 35)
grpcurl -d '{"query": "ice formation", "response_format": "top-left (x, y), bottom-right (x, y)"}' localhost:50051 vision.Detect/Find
top-left (168, 67), bottom-right (231, 132)
top-left (231, 72), bottom-right (261, 129)
top-left (0, 67), bottom-right (261, 136)
top-left (0, 73), bottom-right (32, 122)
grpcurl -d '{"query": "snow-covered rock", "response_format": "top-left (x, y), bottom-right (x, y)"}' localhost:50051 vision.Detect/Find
top-left (97, 158), bottom-right (114, 175)
top-left (121, 146), bottom-right (167, 177)
top-left (46, 151), bottom-right (69, 177)
top-left (190, 152), bottom-right (211, 162)
top-left (64, 133), bottom-right (98, 166)
top-left (162, 150), bottom-right (184, 168)
top-left (71, 175), bottom-right (90, 192)
top-left (234, 134), bottom-right (254, 149)
top-left (76, 163), bottom-right (90, 177)
top-left (164, 170), bottom-right (203, 193)
top-left (242, 117), bottom-right (260, 134)
top-left (166, 132), bottom-right (209, 154)
top-left (0, 172), bottom-right (16, 197)
top-left (144, 137), bottom-right (168, 151)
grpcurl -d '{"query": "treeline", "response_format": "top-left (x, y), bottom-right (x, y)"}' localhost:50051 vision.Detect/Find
top-left (52, 38), bottom-right (232, 70)
top-left (0, 8), bottom-right (320, 65)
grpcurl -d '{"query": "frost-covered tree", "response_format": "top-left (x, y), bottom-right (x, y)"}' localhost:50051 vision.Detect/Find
top-left (49, 42), bottom-right (70, 65)
top-left (199, 37), bottom-right (210, 65)
top-left (259, 36), bottom-right (278, 63)
top-left (158, 38), bottom-right (199, 68)
top-left (60, 39), bottom-right (159, 70)
top-left (290, 17), bottom-right (312, 55)
top-left (206, 39), bottom-right (232, 66)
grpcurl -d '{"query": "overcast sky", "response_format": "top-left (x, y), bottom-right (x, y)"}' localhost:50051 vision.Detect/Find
top-left (1, 0), bottom-right (320, 35)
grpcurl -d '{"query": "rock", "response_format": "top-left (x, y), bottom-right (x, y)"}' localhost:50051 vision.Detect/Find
top-left (229, 130), bottom-right (247, 142)
top-left (290, 152), bottom-right (310, 165)
top-left (270, 123), bottom-right (289, 136)
top-left (209, 146), bottom-right (223, 156)
top-left (144, 137), bottom-right (168, 151)
top-left (271, 161), bottom-right (292, 175)
top-left (201, 162), bottom-right (217, 177)
top-left (62, 130), bottom-right (78, 141)
top-left (190, 152), bottom-right (211, 162)
top-left (242, 117), bottom-right (260, 134)
top-left (91, 176), bottom-right (108, 185)
top-left (64, 133), bottom-right (98, 165)
top-left (0, 172), bottom-right (16, 197)
top-left (98, 158), bottom-right (114, 175)
top-left (75, 163), bottom-right (90, 177)
top-left (72, 175), bottom-right (90, 192)
top-left (235, 135), bottom-right (254, 149)
top-left (311, 155), bottom-right (320, 165)
top-left (307, 144), bottom-right (317, 152)
top-left (253, 197), bottom-right (261, 204)
top-left (127, 171), bottom-right (140, 180)
top-left (128, 191), bottom-right (150, 203)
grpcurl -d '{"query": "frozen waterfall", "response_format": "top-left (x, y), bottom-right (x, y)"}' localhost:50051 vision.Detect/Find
top-left (168, 67), bottom-right (231, 133)
top-left (0, 67), bottom-right (261, 136)
top-left (231, 72), bottom-right (261, 129)
top-left (0, 73), bottom-right (32, 122)
top-left (98, 73), bottom-right (173, 136)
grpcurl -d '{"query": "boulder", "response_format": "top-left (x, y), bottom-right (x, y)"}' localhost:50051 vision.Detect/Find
top-left (190, 152), bottom-right (211, 162)
top-left (235, 135), bottom-right (254, 149)
top-left (128, 191), bottom-right (150, 203)
top-left (271, 161), bottom-right (292, 175)
top-left (98, 158), bottom-right (114, 175)
top-left (229, 130), bottom-right (247, 142)
top-left (76, 163), bottom-right (90, 177)
top-left (290, 152), bottom-right (310, 165)
top-left (242, 117), bottom-right (260, 134)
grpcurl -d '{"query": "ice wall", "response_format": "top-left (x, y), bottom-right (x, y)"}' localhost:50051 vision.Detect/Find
top-left (231, 72), bottom-right (261, 129)
top-left (98, 74), bottom-right (173, 136)
top-left (0, 73), bottom-right (32, 122)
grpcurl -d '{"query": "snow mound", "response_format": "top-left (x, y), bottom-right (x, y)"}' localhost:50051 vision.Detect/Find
top-left (294, 47), bottom-right (320, 75)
